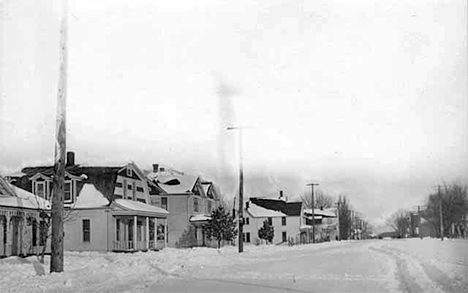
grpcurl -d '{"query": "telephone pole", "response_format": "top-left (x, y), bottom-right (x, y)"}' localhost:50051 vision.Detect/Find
top-left (438, 185), bottom-right (444, 241)
top-left (227, 126), bottom-right (249, 253)
top-left (417, 205), bottom-right (422, 239)
top-left (307, 183), bottom-right (319, 243)
top-left (50, 0), bottom-right (68, 273)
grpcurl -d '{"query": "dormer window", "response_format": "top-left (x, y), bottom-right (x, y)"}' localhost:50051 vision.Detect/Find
top-left (127, 168), bottom-right (132, 177)
top-left (36, 182), bottom-right (46, 198)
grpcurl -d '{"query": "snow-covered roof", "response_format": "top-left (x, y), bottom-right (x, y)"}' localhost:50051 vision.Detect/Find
top-left (73, 184), bottom-right (109, 208)
top-left (190, 214), bottom-right (211, 222)
top-left (113, 199), bottom-right (169, 216)
top-left (246, 202), bottom-right (286, 218)
top-left (149, 173), bottom-right (199, 194)
top-left (0, 177), bottom-right (50, 210)
top-left (303, 208), bottom-right (336, 217)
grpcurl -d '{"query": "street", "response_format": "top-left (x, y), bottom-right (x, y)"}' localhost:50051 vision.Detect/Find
top-left (152, 239), bottom-right (467, 293)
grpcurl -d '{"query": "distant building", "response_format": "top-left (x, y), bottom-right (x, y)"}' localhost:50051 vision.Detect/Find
top-left (237, 193), bottom-right (303, 245)
top-left (146, 164), bottom-right (221, 247)
top-left (9, 152), bottom-right (168, 252)
top-left (301, 207), bottom-right (338, 242)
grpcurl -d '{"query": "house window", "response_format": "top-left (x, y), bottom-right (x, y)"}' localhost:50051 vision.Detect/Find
top-left (194, 198), bottom-right (199, 212)
top-left (39, 221), bottom-right (47, 246)
top-left (161, 197), bottom-right (168, 210)
top-left (64, 181), bottom-right (72, 202)
top-left (282, 231), bottom-right (287, 242)
top-left (116, 219), bottom-right (120, 241)
top-left (136, 186), bottom-right (144, 192)
top-left (244, 217), bottom-right (249, 225)
top-left (246, 232), bottom-right (251, 243)
top-left (127, 168), bottom-right (132, 177)
top-left (123, 179), bottom-right (127, 198)
top-left (31, 219), bottom-right (37, 246)
top-left (282, 217), bottom-right (286, 226)
top-left (268, 217), bottom-right (272, 226)
top-left (82, 219), bottom-right (90, 242)
top-left (36, 182), bottom-right (45, 198)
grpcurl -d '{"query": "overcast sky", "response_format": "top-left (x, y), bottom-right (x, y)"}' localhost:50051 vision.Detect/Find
top-left (1, 0), bottom-right (466, 226)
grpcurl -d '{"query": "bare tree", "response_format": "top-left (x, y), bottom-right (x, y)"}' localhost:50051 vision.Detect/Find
top-left (424, 183), bottom-right (468, 238)
top-left (337, 195), bottom-right (352, 240)
top-left (301, 190), bottom-right (335, 210)
top-left (388, 210), bottom-right (411, 238)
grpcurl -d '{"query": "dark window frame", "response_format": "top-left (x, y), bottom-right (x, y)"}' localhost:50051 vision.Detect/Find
top-left (82, 219), bottom-right (91, 242)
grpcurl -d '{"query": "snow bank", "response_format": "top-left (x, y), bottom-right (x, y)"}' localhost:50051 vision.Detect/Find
top-left (0, 241), bottom-right (347, 293)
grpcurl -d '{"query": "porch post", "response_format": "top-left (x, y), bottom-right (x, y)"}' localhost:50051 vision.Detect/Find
top-left (164, 218), bottom-right (168, 248)
top-left (133, 216), bottom-right (137, 250)
top-left (145, 217), bottom-right (149, 250)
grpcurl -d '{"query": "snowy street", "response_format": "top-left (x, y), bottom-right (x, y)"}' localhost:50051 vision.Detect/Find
top-left (1, 238), bottom-right (467, 293)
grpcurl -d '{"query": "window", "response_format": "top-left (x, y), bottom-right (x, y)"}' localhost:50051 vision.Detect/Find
top-left (194, 198), bottom-right (199, 212)
top-left (136, 186), bottom-right (144, 192)
top-left (64, 181), bottom-right (72, 202)
top-left (161, 197), bottom-right (168, 210)
top-left (282, 217), bottom-right (286, 226)
top-left (115, 182), bottom-right (123, 188)
top-left (268, 217), bottom-right (272, 225)
top-left (137, 198), bottom-right (146, 203)
top-left (36, 182), bottom-right (45, 198)
top-left (244, 217), bottom-right (249, 225)
top-left (82, 219), bottom-right (90, 242)
top-left (123, 179), bottom-right (127, 198)
top-left (31, 219), bottom-right (37, 246)
top-left (126, 168), bottom-right (132, 177)
top-left (246, 232), bottom-right (251, 243)
top-left (116, 219), bottom-right (121, 241)
top-left (39, 221), bottom-right (47, 246)
top-left (282, 231), bottom-right (287, 242)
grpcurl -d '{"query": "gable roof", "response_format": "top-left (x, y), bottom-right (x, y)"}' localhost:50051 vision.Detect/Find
top-left (249, 197), bottom-right (302, 216)
top-left (246, 202), bottom-right (286, 218)
top-left (148, 173), bottom-right (200, 195)
top-left (0, 176), bottom-right (50, 210)
top-left (303, 208), bottom-right (337, 218)
top-left (16, 163), bottom-right (136, 203)
top-left (73, 184), bottom-right (109, 208)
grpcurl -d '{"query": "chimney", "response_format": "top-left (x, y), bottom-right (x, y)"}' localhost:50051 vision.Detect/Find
top-left (152, 164), bottom-right (159, 172)
top-left (279, 190), bottom-right (284, 200)
top-left (66, 151), bottom-right (75, 166)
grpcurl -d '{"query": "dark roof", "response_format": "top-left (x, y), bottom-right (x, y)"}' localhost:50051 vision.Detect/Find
top-left (250, 197), bottom-right (302, 216)
top-left (16, 165), bottom-right (121, 203)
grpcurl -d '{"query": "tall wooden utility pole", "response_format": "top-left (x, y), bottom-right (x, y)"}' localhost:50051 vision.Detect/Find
top-left (307, 183), bottom-right (319, 243)
top-left (438, 185), bottom-right (444, 241)
top-left (50, 0), bottom-right (68, 273)
top-left (227, 126), bottom-right (248, 253)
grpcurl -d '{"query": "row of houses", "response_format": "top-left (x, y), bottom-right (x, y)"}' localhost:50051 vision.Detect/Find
top-left (0, 152), bottom-right (223, 256)
top-left (0, 151), bottom-right (340, 257)
top-left (239, 194), bottom-right (339, 245)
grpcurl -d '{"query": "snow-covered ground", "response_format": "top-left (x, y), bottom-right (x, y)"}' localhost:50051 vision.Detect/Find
top-left (0, 239), bottom-right (466, 293)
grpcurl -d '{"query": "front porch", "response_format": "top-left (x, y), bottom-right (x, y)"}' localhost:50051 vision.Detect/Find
top-left (110, 199), bottom-right (169, 252)
top-left (112, 215), bottom-right (167, 252)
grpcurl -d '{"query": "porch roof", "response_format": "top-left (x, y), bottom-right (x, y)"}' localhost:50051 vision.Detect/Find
top-left (111, 199), bottom-right (168, 218)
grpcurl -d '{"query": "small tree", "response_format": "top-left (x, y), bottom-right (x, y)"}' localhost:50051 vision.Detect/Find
top-left (258, 219), bottom-right (274, 244)
top-left (175, 226), bottom-right (197, 248)
top-left (204, 205), bottom-right (238, 248)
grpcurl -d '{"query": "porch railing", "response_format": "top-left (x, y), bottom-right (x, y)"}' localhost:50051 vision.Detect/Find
top-left (113, 240), bottom-right (161, 251)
